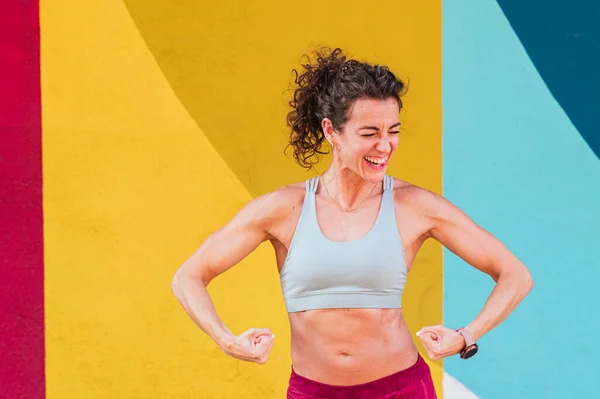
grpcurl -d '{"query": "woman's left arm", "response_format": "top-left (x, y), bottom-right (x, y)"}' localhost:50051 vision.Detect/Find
top-left (414, 189), bottom-right (534, 360)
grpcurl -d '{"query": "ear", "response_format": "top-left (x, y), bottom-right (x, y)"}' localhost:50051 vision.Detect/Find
top-left (321, 118), bottom-right (336, 146)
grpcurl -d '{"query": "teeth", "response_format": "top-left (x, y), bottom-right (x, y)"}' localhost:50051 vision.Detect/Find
top-left (364, 156), bottom-right (387, 165)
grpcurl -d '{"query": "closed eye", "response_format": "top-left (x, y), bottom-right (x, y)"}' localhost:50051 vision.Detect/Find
top-left (361, 131), bottom-right (399, 137)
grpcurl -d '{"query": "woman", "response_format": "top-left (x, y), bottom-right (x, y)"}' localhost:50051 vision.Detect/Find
top-left (171, 47), bottom-right (533, 398)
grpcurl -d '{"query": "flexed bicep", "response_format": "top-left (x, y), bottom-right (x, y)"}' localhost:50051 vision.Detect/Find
top-left (169, 190), bottom-right (297, 358)
top-left (420, 190), bottom-right (525, 281)
top-left (175, 194), bottom-right (276, 285)
top-left (173, 186), bottom-right (302, 285)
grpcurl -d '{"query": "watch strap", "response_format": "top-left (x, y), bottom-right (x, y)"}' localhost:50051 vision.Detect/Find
top-left (456, 327), bottom-right (475, 347)
top-left (456, 327), bottom-right (478, 359)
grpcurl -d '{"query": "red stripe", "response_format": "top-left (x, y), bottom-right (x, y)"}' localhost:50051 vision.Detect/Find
top-left (0, 1), bottom-right (45, 397)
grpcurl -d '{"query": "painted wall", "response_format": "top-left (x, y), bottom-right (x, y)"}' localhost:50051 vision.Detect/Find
top-left (32, 0), bottom-right (441, 398)
top-left (4, 0), bottom-right (596, 398)
top-left (443, 1), bottom-right (600, 398)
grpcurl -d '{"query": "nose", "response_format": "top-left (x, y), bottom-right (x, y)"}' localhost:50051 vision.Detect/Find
top-left (375, 137), bottom-right (392, 153)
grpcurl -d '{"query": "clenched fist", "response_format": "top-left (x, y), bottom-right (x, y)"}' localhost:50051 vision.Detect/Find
top-left (220, 328), bottom-right (275, 365)
top-left (416, 325), bottom-right (466, 361)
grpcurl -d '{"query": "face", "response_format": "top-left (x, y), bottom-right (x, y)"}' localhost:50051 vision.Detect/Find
top-left (323, 97), bottom-right (400, 182)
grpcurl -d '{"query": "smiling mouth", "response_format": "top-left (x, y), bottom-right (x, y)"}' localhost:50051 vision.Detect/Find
top-left (364, 156), bottom-right (388, 166)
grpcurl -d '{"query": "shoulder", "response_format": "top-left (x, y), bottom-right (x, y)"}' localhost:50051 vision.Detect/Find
top-left (254, 181), bottom-right (306, 210)
top-left (390, 176), bottom-right (475, 234)
top-left (390, 176), bottom-right (455, 219)
top-left (391, 177), bottom-right (439, 206)
top-left (239, 180), bottom-right (307, 230)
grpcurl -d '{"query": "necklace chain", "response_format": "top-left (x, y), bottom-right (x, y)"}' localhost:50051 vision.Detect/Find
top-left (321, 175), bottom-right (378, 212)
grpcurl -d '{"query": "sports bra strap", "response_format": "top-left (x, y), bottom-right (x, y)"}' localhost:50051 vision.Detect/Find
top-left (306, 176), bottom-right (320, 193)
top-left (307, 175), bottom-right (392, 192)
top-left (383, 175), bottom-right (395, 191)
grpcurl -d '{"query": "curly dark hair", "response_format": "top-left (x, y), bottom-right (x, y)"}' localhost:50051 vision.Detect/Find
top-left (285, 47), bottom-right (407, 170)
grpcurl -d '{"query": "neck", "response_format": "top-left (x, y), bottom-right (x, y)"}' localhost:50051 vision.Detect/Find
top-left (321, 162), bottom-right (380, 211)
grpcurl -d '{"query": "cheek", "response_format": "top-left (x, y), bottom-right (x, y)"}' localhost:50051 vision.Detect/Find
top-left (352, 143), bottom-right (371, 161)
top-left (390, 137), bottom-right (400, 152)
top-left (338, 139), bottom-right (365, 159)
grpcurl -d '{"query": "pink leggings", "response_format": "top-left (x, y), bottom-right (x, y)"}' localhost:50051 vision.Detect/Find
top-left (287, 355), bottom-right (438, 399)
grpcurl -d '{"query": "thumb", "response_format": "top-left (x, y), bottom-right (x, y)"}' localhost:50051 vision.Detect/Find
top-left (417, 327), bottom-right (439, 340)
top-left (429, 325), bottom-right (449, 335)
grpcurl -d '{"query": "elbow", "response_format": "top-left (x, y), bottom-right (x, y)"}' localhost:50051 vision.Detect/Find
top-left (498, 263), bottom-right (534, 296)
top-left (171, 272), bottom-right (182, 300)
top-left (170, 268), bottom-right (207, 300)
top-left (523, 268), bottom-right (534, 295)
top-left (511, 265), bottom-right (534, 298)
top-left (171, 269), bottom-right (190, 301)
top-left (170, 273), bottom-right (179, 294)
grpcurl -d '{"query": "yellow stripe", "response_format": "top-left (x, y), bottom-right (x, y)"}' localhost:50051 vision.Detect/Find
top-left (42, 0), bottom-right (442, 397)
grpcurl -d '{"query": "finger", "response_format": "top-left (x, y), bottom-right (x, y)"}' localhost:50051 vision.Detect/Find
top-left (252, 334), bottom-right (274, 352)
top-left (259, 336), bottom-right (275, 353)
top-left (420, 338), bottom-right (442, 360)
top-left (253, 332), bottom-right (276, 345)
top-left (255, 336), bottom-right (275, 364)
top-left (419, 333), bottom-right (441, 353)
top-left (418, 334), bottom-right (433, 350)
top-left (246, 328), bottom-right (273, 338)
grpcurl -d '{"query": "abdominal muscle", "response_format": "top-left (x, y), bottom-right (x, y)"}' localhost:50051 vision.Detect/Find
top-left (288, 307), bottom-right (419, 386)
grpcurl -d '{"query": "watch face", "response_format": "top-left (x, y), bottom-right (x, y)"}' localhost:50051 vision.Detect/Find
top-left (462, 345), bottom-right (478, 359)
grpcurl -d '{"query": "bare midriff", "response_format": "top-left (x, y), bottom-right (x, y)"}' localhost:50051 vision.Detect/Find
top-left (288, 307), bottom-right (418, 386)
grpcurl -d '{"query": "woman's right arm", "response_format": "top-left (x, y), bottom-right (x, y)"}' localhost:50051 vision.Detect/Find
top-left (170, 191), bottom-right (285, 364)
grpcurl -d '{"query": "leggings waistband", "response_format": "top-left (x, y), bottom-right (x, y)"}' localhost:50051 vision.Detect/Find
top-left (288, 354), bottom-right (434, 398)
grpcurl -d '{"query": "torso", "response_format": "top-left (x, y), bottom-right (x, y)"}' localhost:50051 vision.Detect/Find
top-left (267, 177), bottom-right (432, 385)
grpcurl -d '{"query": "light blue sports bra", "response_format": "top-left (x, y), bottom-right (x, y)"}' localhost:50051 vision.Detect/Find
top-left (279, 175), bottom-right (408, 313)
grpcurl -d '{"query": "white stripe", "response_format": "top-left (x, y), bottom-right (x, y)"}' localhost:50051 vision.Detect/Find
top-left (443, 371), bottom-right (480, 399)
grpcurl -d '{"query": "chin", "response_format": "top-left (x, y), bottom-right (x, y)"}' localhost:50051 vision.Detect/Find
top-left (362, 169), bottom-right (387, 183)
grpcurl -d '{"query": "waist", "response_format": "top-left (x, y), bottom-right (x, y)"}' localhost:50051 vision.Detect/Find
top-left (288, 308), bottom-right (418, 385)
top-left (288, 354), bottom-right (432, 398)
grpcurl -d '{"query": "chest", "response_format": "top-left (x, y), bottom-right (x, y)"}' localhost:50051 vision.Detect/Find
top-left (271, 194), bottom-right (428, 268)
top-left (315, 196), bottom-right (382, 242)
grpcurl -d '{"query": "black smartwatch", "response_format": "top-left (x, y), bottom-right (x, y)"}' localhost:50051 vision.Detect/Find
top-left (456, 328), bottom-right (478, 359)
